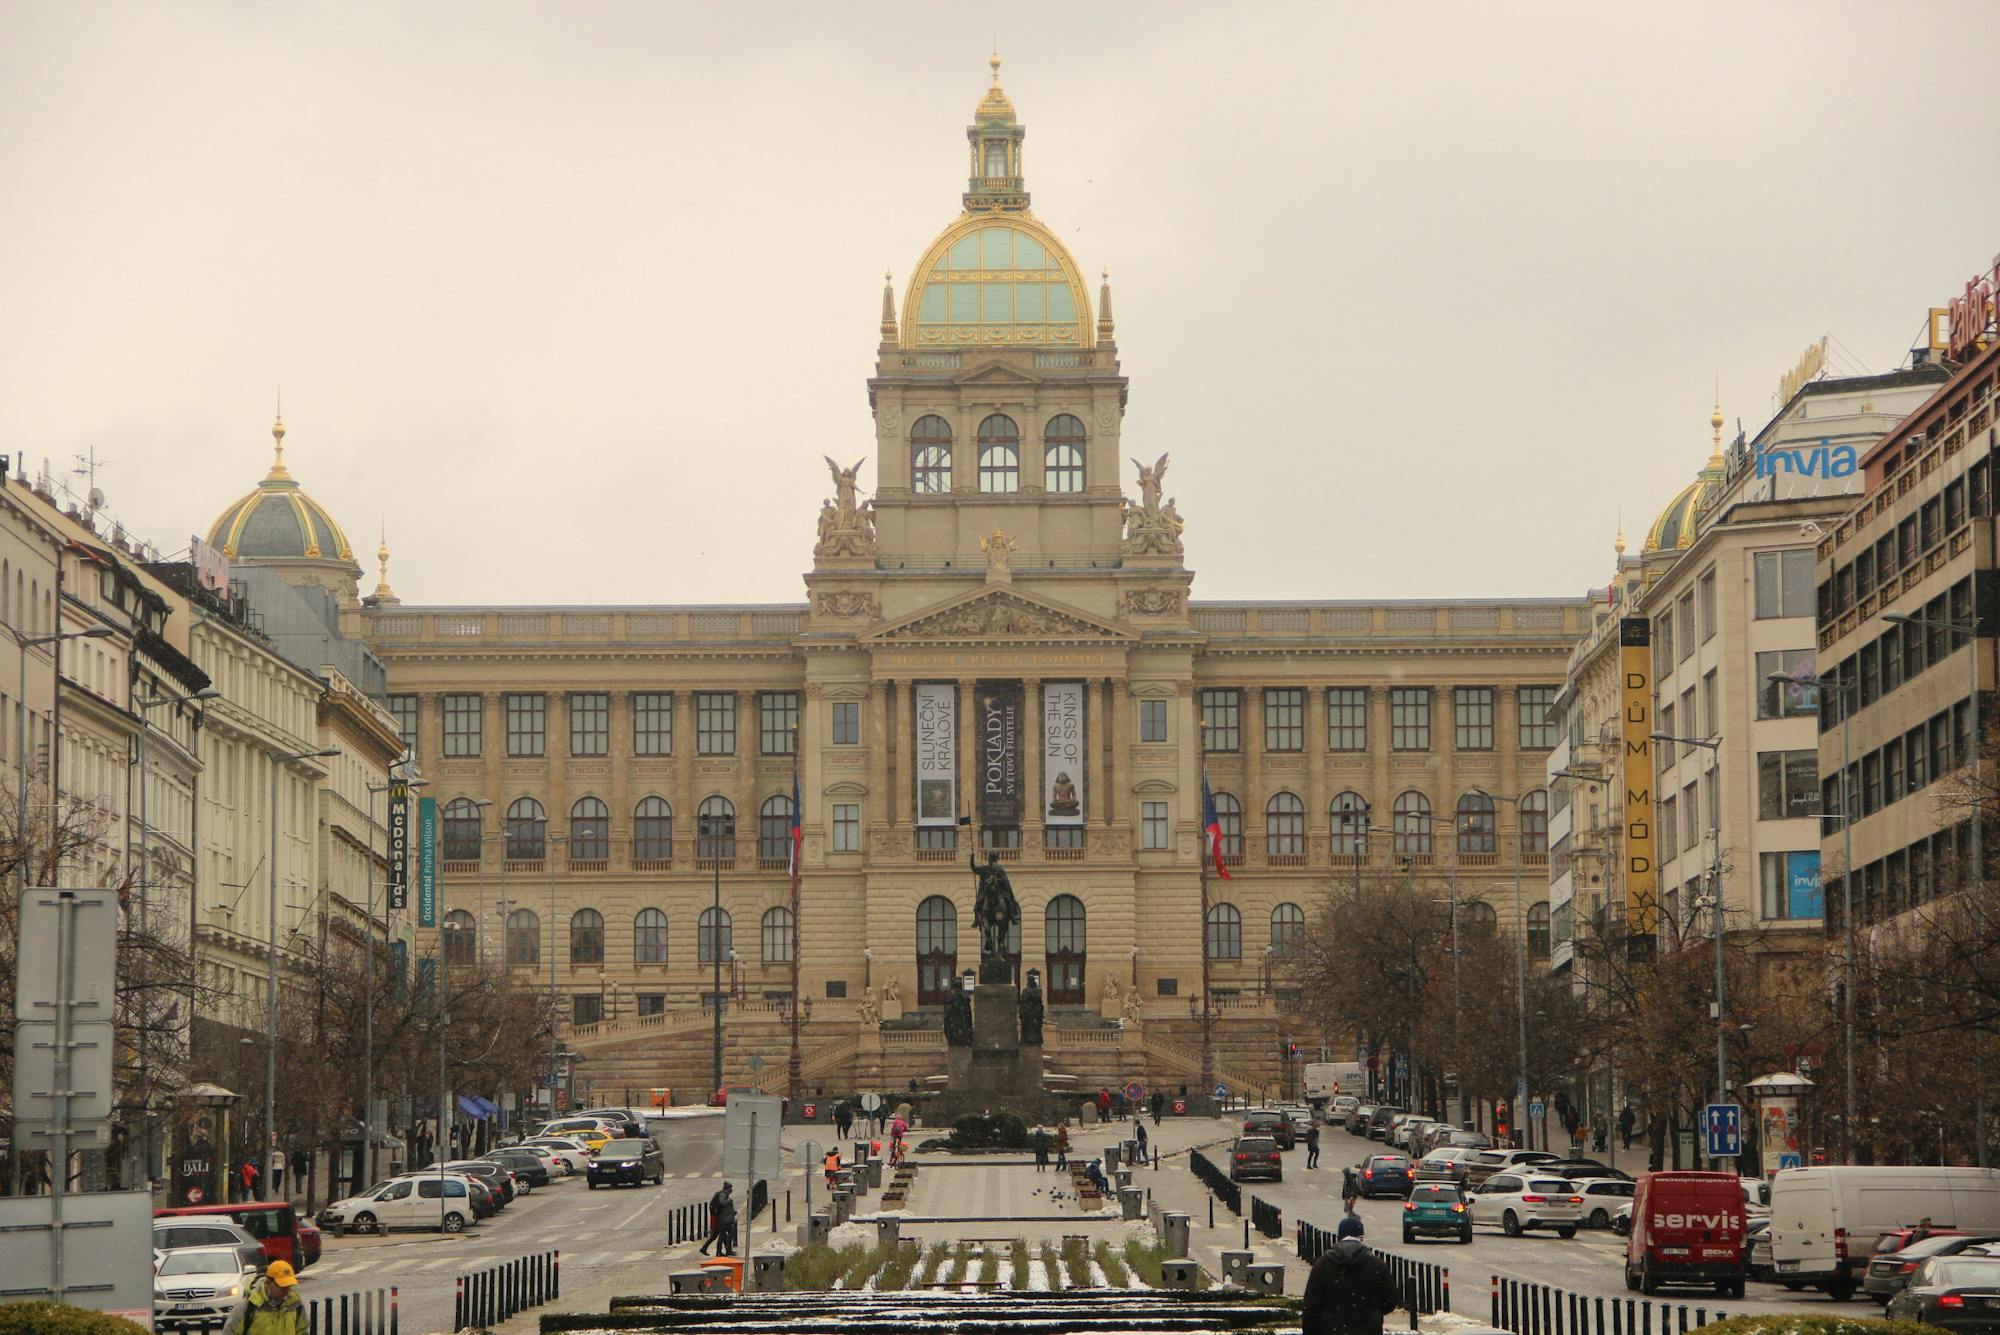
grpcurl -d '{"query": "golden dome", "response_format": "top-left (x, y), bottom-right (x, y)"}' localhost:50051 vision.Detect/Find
top-left (1643, 479), bottom-right (1708, 554)
top-left (206, 415), bottom-right (355, 565)
top-left (900, 213), bottom-right (1092, 350)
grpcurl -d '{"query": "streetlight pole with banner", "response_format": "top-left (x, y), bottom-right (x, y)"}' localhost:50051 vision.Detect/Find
top-left (267, 748), bottom-right (340, 1189)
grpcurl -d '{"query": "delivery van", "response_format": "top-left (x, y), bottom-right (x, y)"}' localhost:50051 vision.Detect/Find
top-left (1304, 1063), bottom-right (1365, 1109)
top-left (1624, 1171), bottom-right (1746, 1298)
top-left (1769, 1166), bottom-right (2000, 1300)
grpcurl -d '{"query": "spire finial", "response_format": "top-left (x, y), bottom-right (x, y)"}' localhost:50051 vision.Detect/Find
top-left (266, 391), bottom-right (291, 482)
top-left (372, 519), bottom-right (399, 603)
top-left (1614, 508), bottom-right (1626, 557)
top-left (879, 269), bottom-right (899, 342)
top-left (1097, 267), bottom-right (1116, 342)
top-left (1707, 377), bottom-right (1726, 469)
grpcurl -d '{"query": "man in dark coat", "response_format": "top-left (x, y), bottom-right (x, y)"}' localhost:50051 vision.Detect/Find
top-left (1302, 1215), bottom-right (1400, 1335)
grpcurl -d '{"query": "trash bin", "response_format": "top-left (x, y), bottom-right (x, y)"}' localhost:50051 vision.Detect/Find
top-left (752, 1253), bottom-right (787, 1291)
top-left (800, 1213), bottom-right (830, 1247)
top-left (1119, 1186), bottom-right (1144, 1220)
top-left (1246, 1262), bottom-right (1285, 1295)
top-left (1220, 1250), bottom-right (1252, 1286)
top-left (1160, 1257), bottom-right (1198, 1290)
top-left (1162, 1211), bottom-right (1190, 1257)
top-left (669, 1270), bottom-right (714, 1294)
top-left (876, 1216), bottom-right (900, 1246)
top-left (700, 1257), bottom-right (745, 1293)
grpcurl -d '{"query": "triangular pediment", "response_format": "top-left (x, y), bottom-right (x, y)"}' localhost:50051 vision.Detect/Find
top-left (952, 361), bottom-right (1042, 387)
top-left (867, 587), bottom-right (1136, 644)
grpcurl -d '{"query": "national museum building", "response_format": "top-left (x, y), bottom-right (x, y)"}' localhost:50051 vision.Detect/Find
top-left (208, 63), bottom-right (1588, 1101)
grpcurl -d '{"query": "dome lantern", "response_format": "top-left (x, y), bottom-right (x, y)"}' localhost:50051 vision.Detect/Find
top-left (965, 52), bottom-right (1029, 213)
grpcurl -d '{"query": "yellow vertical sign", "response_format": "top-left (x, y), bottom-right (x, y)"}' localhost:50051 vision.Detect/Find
top-left (1620, 618), bottom-right (1657, 954)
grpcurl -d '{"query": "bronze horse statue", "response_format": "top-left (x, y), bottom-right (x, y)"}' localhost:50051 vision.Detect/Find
top-left (969, 853), bottom-right (1020, 980)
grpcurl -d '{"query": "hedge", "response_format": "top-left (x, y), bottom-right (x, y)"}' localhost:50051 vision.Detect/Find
top-left (0, 1304), bottom-right (151, 1335)
top-left (1693, 1318), bottom-right (1934, 1335)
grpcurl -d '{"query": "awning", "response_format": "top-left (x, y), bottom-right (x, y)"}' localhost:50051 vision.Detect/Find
top-left (455, 1095), bottom-right (500, 1121)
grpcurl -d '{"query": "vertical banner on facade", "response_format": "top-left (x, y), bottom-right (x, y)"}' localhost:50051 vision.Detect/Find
top-left (417, 795), bottom-right (438, 928)
top-left (1619, 618), bottom-right (1657, 955)
top-left (978, 682), bottom-right (1024, 826)
top-left (387, 780), bottom-right (410, 911)
top-left (1787, 851), bottom-right (1823, 920)
top-left (915, 683), bottom-right (957, 826)
top-left (1042, 681), bottom-right (1085, 826)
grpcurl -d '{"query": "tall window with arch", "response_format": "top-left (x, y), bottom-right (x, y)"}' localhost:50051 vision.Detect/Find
top-left (570, 797), bottom-right (610, 862)
top-left (1205, 903), bottom-right (1242, 960)
top-left (1456, 792), bottom-right (1497, 856)
top-left (917, 895), bottom-right (958, 1005)
top-left (633, 907), bottom-right (668, 965)
top-left (1526, 901), bottom-right (1551, 957)
top-left (1330, 792), bottom-right (1371, 857)
top-left (1044, 894), bottom-right (1086, 1005)
top-left (505, 797), bottom-right (546, 861)
top-left (1043, 414), bottom-right (1085, 493)
top-left (1391, 791), bottom-right (1432, 858)
top-left (1270, 902), bottom-right (1305, 958)
top-left (441, 909), bottom-right (476, 965)
top-left (505, 908), bottom-right (539, 966)
top-left (977, 413), bottom-right (1020, 493)
top-left (1265, 792), bottom-right (1305, 857)
top-left (441, 797), bottom-right (483, 862)
top-left (759, 794), bottom-right (794, 864)
top-left (698, 906), bottom-right (733, 965)
top-left (569, 908), bottom-right (604, 965)
top-left (1520, 790), bottom-right (1550, 856)
top-left (633, 797), bottom-right (672, 866)
top-left (1462, 900), bottom-right (1498, 935)
top-left (762, 906), bottom-right (795, 964)
top-left (696, 796), bottom-right (735, 863)
top-left (1211, 792), bottom-right (1243, 863)
top-left (910, 415), bottom-right (952, 493)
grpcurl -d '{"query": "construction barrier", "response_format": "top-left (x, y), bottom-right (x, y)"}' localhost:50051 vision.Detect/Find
top-left (1491, 1273), bottom-right (1726, 1335)
top-left (1249, 1194), bottom-right (1283, 1239)
top-left (182, 1287), bottom-right (399, 1334)
top-left (1188, 1148), bottom-right (1242, 1215)
top-left (453, 1249), bottom-right (560, 1330)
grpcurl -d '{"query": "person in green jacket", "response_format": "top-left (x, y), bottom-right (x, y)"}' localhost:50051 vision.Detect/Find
top-left (222, 1259), bottom-right (307, 1335)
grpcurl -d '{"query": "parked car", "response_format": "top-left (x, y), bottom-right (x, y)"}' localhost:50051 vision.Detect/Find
top-left (1624, 1171), bottom-right (1746, 1297)
top-left (1465, 1149), bottom-right (1559, 1189)
top-left (1241, 1109), bottom-right (1295, 1150)
top-left (295, 1219), bottom-right (321, 1267)
top-left (1350, 1103), bottom-right (1380, 1135)
top-left (1396, 1116), bottom-right (1437, 1151)
top-left (151, 1218), bottom-right (263, 1275)
top-left (533, 1116), bottom-right (622, 1147)
top-left (1230, 1135), bottom-right (1283, 1183)
top-left (445, 1159), bottom-right (519, 1203)
top-left (1328, 1095), bottom-right (1361, 1127)
top-left (1886, 1255), bottom-right (2000, 1330)
top-left (1367, 1105), bottom-right (1406, 1141)
top-left (1414, 1122), bottom-right (1465, 1158)
top-left (1470, 1172), bottom-right (1583, 1237)
top-left (518, 1136), bottom-right (594, 1173)
top-left (487, 1147), bottom-right (553, 1188)
top-left (587, 1138), bottom-right (666, 1187)
top-left (1359, 1154), bottom-right (1415, 1198)
top-left (154, 1246), bottom-right (257, 1331)
top-left (1577, 1178), bottom-right (1636, 1229)
top-left (318, 1175), bottom-right (477, 1234)
top-left (1747, 1219), bottom-right (1773, 1281)
top-left (1741, 1176), bottom-right (1771, 1219)
top-left (1281, 1107), bottom-right (1316, 1141)
top-left (1770, 1166), bottom-right (2000, 1301)
top-left (1867, 1234), bottom-right (2000, 1305)
top-left (1549, 1158), bottom-right (1631, 1182)
top-left (1415, 1148), bottom-right (1479, 1185)
top-left (154, 1202), bottom-right (309, 1268)
top-left (1403, 1182), bottom-right (1474, 1244)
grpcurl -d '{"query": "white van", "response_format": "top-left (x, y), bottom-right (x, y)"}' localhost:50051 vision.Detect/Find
top-left (1769, 1166), bottom-right (2000, 1298)
top-left (1304, 1063), bottom-right (1365, 1109)
top-left (319, 1174), bottom-right (476, 1234)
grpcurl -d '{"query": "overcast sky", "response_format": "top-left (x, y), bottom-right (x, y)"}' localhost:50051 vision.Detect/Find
top-left (5, 1), bottom-right (1997, 607)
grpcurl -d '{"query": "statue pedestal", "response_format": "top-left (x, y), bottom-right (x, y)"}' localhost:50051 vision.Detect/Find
top-left (936, 985), bottom-right (1054, 1122)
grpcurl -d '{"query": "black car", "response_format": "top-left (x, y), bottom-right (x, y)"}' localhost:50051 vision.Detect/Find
top-left (487, 1148), bottom-right (552, 1188)
top-left (1229, 1136), bottom-right (1283, 1183)
top-left (1548, 1158), bottom-right (1631, 1182)
top-left (444, 1159), bottom-right (517, 1204)
top-left (1887, 1256), bottom-right (2000, 1331)
top-left (587, 1139), bottom-right (665, 1188)
top-left (1241, 1109), bottom-right (1295, 1150)
top-left (1359, 1154), bottom-right (1414, 1198)
top-left (1367, 1105), bottom-right (1406, 1141)
top-left (1869, 1237), bottom-right (2000, 1305)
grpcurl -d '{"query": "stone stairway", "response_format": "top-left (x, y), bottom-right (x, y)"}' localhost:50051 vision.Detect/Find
top-left (550, 1290), bottom-right (1301, 1333)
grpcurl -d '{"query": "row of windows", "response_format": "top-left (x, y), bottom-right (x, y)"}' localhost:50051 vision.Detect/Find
top-left (1818, 576), bottom-right (1979, 728)
top-left (467, 904), bottom-right (792, 968)
top-left (1826, 822), bottom-right (1976, 931)
top-left (1821, 457), bottom-right (1992, 622)
top-left (1819, 698), bottom-right (1977, 824)
top-left (410, 691), bottom-right (805, 760)
top-left (1195, 686), bottom-right (1558, 753)
top-left (455, 793), bottom-right (814, 862)
top-left (909, 413), bottom-right (1087, 494)
top-left (1201, 789), bottom-right (1550, 858)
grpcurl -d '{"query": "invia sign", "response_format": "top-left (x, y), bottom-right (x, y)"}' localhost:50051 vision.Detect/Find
top-left (1756, 437), bottom-right (1858, 479)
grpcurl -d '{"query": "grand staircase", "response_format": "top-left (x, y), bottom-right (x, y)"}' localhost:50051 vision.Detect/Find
top-left (542, 1290), bottom-right (1299, 1333)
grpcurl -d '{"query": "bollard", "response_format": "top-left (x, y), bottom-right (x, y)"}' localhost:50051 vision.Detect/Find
top-left (876, 1216), bottom-right (901, 1246)
top-left (786, 1189), bottom-right (792, 1222)
top-left (831, 1189), bottom-right (853, 1224)
top-left (1119, 1186), bottom-right (1144, 1220)
top-left (1105, 1144), bottom-right (1120, 1170)
top-left (866, 1158), bottom-right (883, 1188)
top-left (752, 1253), bottom-right (788, 1292)
top-left (1159, 1257), bottom-right (1198, 1290)
top-left (1220, 1249), bottom-right (1253, 1287)
top-left (1163, 1211), bottom-right (1191, 1258)
top-left (801, 1212), bottom-right (830, 1247)
top-left (1116, 1168), bottom-right (1133, 1190)
top-left (1246, 1262), bottom-right (1285, 1296)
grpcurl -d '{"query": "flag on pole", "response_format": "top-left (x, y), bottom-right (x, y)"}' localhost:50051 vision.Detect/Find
top-left (788, 768), bottom-right (803, 886)
top-left (1201, 774), bottom-right (1232, 880)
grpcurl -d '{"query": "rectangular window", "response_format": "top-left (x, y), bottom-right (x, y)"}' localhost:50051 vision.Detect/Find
top-left (1657, 704), bottom-right (1676, 770)
top-left (1327, 688), bottom-right (1367, 751)
top-left (1908, 724), bottom-right (1930, 790)
top-left (569, 692), bottom-right (609, 756)
top-left (1759, 852), bottom-right (1791, 920)
top-left (1454, 686), bottom-right (1495, 750)
top-left (442, 694), bottom-right (482, 757)
top-left (1660, 794), bottom-right (1679, 862)
top-left (831, 700), bottom-right (861, 746)
top-left (1263, 688), bottom-right (1303, 751)
top-left (1698, 570), bottom-right (1717, 642)
top-left (1861, 752), bottom-right (1881, 816)
top-left (573, 994), bottom-right (602, 1027)
top-left (1517, 685), bottom-right (1558, 749)
top-left (1390, 686), bottom-right (1431, 751)
top-left (1655, 614), bottom-right (1674, 674)
top-left (633, 692), bottom-right (673, 754)
top-left (824, 979), bottom-right (847, 999)
top-left (1754, 549), bottom-right (1815, 619)
top-left (1680, 687), bottom-right (1697, 741)
top-left (1677, 592), bottom-right (1695, 661)
top-left (386, 694), bottom-right (418, 757)
top-left (1701, 670), bottom-right (1718, 737)
top-left (1757, 749), bottom-right (1821, 820)
top-left (1755, 649), bottom-right (1816, 719)
top-left (505, 693), bottom-right (546, 757)
top-left (1200, 689), bottom-right (1241, 752)
top-left (1682, 780), bottom-right (1701, 853)
top-left (697, 692), bottom-right (736, 754)
top-left (831, 802), bottom-right (860, 852)
top-left (1156, 977), bottom-right (1178, 997)
top-left (636, 993), bottom-right (666, 1018)
top-left (1884, 736), bottom-right (1905, 805)
top-left (1141, 800), bottom-right (1169, 849)
top-left (760, 692), bottom-right (799, 754)
top-left (1138, 698), bottom-right (1168, 743)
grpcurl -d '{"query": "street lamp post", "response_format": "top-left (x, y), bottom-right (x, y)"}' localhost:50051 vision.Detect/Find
top-left (701, 811), bottom-right (724, 1099)
top-left (1339, 806), bottom-right (1395, 1102)
top-left (1653, 732), bottom-right (1726, 1163)
top-left (1886, 612), bottom-right (1985, 1164)
top-left (1469, 787), bottom-right (1534, 1148)
top-left (267, 747), bottom-right (340, 1188)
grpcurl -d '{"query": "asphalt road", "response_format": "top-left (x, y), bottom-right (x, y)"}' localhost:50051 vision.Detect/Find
top-left (296, 1117), bottom-right (738, 1335)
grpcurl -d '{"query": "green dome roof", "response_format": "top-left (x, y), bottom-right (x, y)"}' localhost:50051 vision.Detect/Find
top-left (207, 416), bottom-right (354, 564)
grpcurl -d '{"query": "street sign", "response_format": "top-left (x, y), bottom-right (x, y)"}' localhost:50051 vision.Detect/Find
top-left (0, 1187), bottom-right (155, 1320)
top-left (1776, 1152), bottom-right (1803, 1171)
top-left (798, 1139), bottom-right (822, 1167)
top-left (1393, 1054), bottom-right (1408, 1077)
top-left (723, 1093), bottom-right (783, 1181)
top-left (13, 888), bottom-right (120, 1147)
top-left (801, 1103), bottom-right (817, 1120)
top-left (416, 795), bottom-right (438, 927)
top-left (745, 1054), bottom-right (764, 1072)
top-left (1528, 1101), bottom-right (1546, 1121)
top-left (1703, 1103), bottom-right (1743, 1158)
top-left (861, 1093), bottom-right (882, 1113)
top-left (387, 781), bottom-right (410, 910)
top-left (1212, 1083), bottom-right (1228, 1101)
top-left (1124, 1081), bottom-right (1144, 1103)
top-left (1171, 1099), bottom-right (1186, 1116)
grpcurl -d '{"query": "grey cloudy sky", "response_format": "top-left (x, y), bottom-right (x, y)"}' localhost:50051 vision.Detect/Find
top-left (5, 1), bottom-right (1997, 607)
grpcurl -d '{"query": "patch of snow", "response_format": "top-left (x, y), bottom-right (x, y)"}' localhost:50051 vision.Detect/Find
top-left (908, 1248), bottom-right (936, 1286)
top-left (650, 1106), bottom-right (727, 1120)
top-left (1026, 1256), bottom-right (1051, 1290)
top-left (1087, 1259), bottom-right (1110, 1286)
top-left (757, 1237), bottom-right (801, 1256)
top-left (825, 1221), bottom-right (876, 1249)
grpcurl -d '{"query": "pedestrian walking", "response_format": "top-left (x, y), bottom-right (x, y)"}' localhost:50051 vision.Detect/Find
top-left (221, 1260), bottom-right (306, 1335)
top-left (699, 1183), bottom-right (733, 1255)
top-left (1135, 1120), bottom-right (1149, 1162)
top-left (1301, 1215), bottom-right (1400, 1335)
top-left (1054, 1123), bottom-right (1070, 1172)
top-left (1617, 1103), bottom-right (1635, 1151)
top-left (1032, 1123), bottom-right (1051, 1171)
top-left (716, 1185), bottom-right (740, 1256)
top-left (1341, 1164), bottom-right (1360, 1213)
top-left (1097, 1087), bottom-right (1112, 1122)
top-left (834, 1102), bottom-right (851, 1139)
top-left (1150, 1090), bottom-right (1165, 1125)
top-left (1306, 1121), bottom-right (1321, 1169)
top-left (240, 1158), bottom-right (259, 1201)
top-left (1593, 1119), bottom-right (1608, 1154)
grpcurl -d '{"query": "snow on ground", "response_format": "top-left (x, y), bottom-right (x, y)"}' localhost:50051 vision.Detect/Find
top-left (1087, 1259), bottom-right (1110, 1286)
top-left (1026, 1255), bottom-right (1051, 1290)
top-left (825, 1221), bottom-right (876, 1249)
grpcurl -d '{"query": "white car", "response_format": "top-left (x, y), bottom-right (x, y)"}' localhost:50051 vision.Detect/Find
top-left (1329, 1095), bottom-right (1360, 1127)
top-left (517, 1136), bottom-right (593, 1174)
top-left (154, 1246), bottom-right (255, 1330)
top-left (1469, 1172), bottom-right (1584, 1237)
top-left (320, 1174), bottom-right (476, 1234)
top-left (1574, 1177), bottom-right (1636, 1229)
top-left (1396, 1117), bottom-right (1438, 1151)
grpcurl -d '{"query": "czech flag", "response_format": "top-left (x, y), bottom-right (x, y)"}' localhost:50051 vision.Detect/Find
top-left (1201, 775), bottom-right (1232, 880)
top-left (788, 769), bottom-right (803, 885)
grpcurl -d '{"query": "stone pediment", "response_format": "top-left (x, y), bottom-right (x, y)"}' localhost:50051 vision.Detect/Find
top-left (867, 588), bottom-right (1135, 644)
top-left (952, 361), bottom-right (1042, 388)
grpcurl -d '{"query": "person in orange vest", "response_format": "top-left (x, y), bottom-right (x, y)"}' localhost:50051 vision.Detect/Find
top-left (823, 1148), bottom-right (841, 1190)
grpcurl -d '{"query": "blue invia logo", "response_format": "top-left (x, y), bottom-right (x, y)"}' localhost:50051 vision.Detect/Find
top-left (1756, 436), bottom-right (1859, 479)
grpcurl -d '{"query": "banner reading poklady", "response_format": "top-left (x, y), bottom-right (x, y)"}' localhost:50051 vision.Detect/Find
top-left (1042, 682), bottom-right (1085, 826)
top-left (978, 682), bottom-right (1023, 826)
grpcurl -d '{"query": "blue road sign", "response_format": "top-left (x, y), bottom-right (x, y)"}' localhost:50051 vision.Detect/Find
top-left (1776, 1152), bottom-right (1802, 1170)
top-left (1528, 1101), bottom-right (1546, 1121)
top-left (1393, 1054), bottom-right (1408, 1076)
top-left (1213, 1083), bottom-right (1229, 1101)
top-left (1703, 1103), bottom-right (1743, 1157)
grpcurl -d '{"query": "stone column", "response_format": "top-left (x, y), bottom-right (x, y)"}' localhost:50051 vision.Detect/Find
top-left (900, 682), bottom-right (917, 826)
top-left (1087, 679), bottom-right (1108, 828)
top-left (1244, 689), bottom-right (1264, 851)
top-left (958, 679), bottom-right (977, 843)
top-left (609, 691), bottom-right (631, 867)
top-left (868, 681), bottom-right (890, 827)
top-left (1369, 687), bottom-right (1392, 849)
top-left (737, 690), bottom-right (760, 849)
top-left (1306, 688), bottom-right (1328, 836)
top-left (1106, 677), bottom-right (1126, 829)
top-left (1022, 678), bottom-right (1042, 844)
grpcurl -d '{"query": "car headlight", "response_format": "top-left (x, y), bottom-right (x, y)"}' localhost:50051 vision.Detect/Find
top-left (226, 1283), bottom-right (242, 1298)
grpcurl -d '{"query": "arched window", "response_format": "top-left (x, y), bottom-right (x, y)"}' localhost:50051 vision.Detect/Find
top-left (441, 909), bottom-right (476, 965)
top-left (1462, 900), bottom-right (1498, 935)
top-left (696, 796), bottom-right (735, 861)
top-left (698, 907), bottom-right (733, 965)
top-left (1520, 790), bottom-right (1550, 857)
top-left (1526, 901), bottom-right (1551, 957)
top-left (1212, 792), bottom-right (1243, 862)
top-left (1391, 791), bottom-right (1432, 858)
top-left (442, 797), bottom-right (483, 862)
top-left (1206, 903), bottom-right (1243, 960)
top-left (1330, 792), bottom-right (1371, 857)
top-left (1456, 792), bottom-right (1497, 856)
top-left (633, 797), bottom-right (672, 866)
top-left (505, 797), bottom-right (546, 860)
top-left (759, 794), bottom-right (795, 864)
top-left (569, 908), bottom-right (604, 965)
top-left (505, 907), bottom-right (539, 966)
top-left (570, 797), bottom-right (610, 862)
top-left (1265, 792), bottom-right (1306, 857)
top-left (762, 906), bottom-right (795, 964)
top-left (1271, 902), bottom-right (1306, 957)
top-left (917, 895), bottom-right (958, 1006)
top-left (1043, 414), bottom-right (1085, 493)
top-left (911, 415), bottom-right (952, 493)
top-left (634, 908), bottom-right (668, 964)
top-left (977, 414), bottom-right (1020, 493)
top-left (1045, 894), bottom-right (1086, 1005)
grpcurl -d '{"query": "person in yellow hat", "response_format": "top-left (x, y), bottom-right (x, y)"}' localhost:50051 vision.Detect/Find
top-left (221, 1258), bottom-right (306, 1335)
